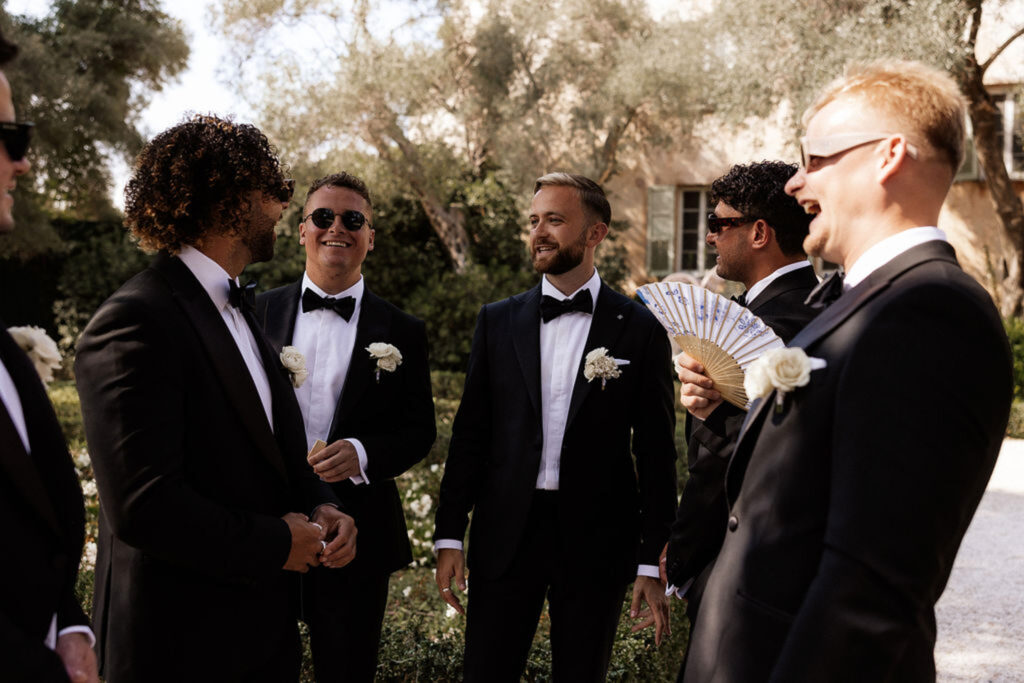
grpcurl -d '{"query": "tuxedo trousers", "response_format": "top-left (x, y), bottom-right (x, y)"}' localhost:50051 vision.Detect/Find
top-left (304, 566), bottom-right (390, 683)
top-left (463, 491), bottom-right (627, 683)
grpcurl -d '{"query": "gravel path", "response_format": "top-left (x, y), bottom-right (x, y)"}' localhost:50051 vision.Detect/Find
top-left (935, 438), bottom-right (1024, 682)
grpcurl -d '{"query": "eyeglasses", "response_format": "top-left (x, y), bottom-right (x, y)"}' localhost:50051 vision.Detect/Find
top-left (707, 214), bottom-right (756, 234)
top-left (799, 132), bottom-right (918, 168)
top-left (303, 207), bottom-right (371, 231)
top-left (274, 178), bottom-right (294, 203)
top-left (0, 121), bottom-right (33, 162)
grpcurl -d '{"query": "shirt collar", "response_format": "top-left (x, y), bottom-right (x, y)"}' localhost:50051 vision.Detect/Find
top-left (744, 261), bottom-right (813, 306)
top-left (177, 245), bottom-right (235, 311)
top-left (844, 227), bottom-right (947, 289)
top-left (541, 268), bottom-right (601, 313)
top-left (301, 272), bottom-right (364, 302)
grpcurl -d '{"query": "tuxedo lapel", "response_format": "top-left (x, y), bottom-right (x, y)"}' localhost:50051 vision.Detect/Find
top-left (0, 327), bottom-right (62, 535)
top-left (261, 281), bottom-right (301, 350)
top-left (331, 289), bottom-right (391, 431)
top-left (511, 286), bottom-right (543, 420)
top-left (748, 266), bottom-right (819, 311)
top-left (156, 255), bottom-right (287, 479)
top-left (565, 283), bottom-right (629, 428)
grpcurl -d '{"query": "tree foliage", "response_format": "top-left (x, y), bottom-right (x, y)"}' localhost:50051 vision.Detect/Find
top-left (0, 0), bottom-right (188, 260)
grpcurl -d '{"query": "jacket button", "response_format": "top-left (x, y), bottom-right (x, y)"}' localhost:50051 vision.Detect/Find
top-left (728, 515), bottom-right (739, 532)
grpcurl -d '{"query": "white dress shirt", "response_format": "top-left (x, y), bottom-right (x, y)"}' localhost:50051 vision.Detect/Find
top-left (744, 261), bottom-right (814, 308)
top-left (177, 246), bottom-right (274, 430)
top-left (0, 360), bottom-right (96, 648)
top-left (843, 226), bottom-right (948, 290)
top-left (291, 273), bottom-right (369, 484)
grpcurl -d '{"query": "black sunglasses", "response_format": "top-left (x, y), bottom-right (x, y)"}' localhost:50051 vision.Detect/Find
top-left (274, 178), bottom-right (295, 203)
top-left (303, 208), bottom-right (370, 231)
top-left (0, 121), bottom-right (33, 162)
top-left (707, 213), bottom-right (756, 234)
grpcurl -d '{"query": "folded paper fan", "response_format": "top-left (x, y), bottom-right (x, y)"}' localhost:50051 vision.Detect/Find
top-left (636, 282), bottom-right (784, 410)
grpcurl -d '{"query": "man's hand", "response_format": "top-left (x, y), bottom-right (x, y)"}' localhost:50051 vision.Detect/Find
top-left (307, 439), bottom-right (361, 483)
top-left (675, 352), bottom-right (722, 420)
top-left (282, 512), bottom-right (326, 573)
top-left (56, 632), bottom-right (98, 683)
top-left (659, 542), bottom-right (669, 585)
top-left (312, 505), bottom-right (358, 569)
top-left (630, 575), bottom-right (671, 645)
top-left (435, 548), bottom-right (467, 616)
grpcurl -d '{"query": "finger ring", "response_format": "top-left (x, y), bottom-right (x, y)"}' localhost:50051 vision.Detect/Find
top-left (320, 541), bottom-right (327, 552)
top-left (441, 587), bottom-right (451, 592)
top-left (312, 523), bottom-right (323, 531)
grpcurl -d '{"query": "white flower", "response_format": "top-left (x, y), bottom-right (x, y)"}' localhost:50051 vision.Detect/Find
top-left (367, 342), bottom-right (402, 381)
top-left (8, 326), bottom-right (62, 384)
top-left (583, 347), bottom-right (629, 389)
top-left (402, 586), bottom-right (412, 598)
top-left (80, 541), bottom-right (97, 572)
top-left (744, 348), bottom-right (826, 404)
top-left (409, 493), bottom-right (433, 519)
top-left (81, 479), bottom-right (98, 498)
top-left (279, 346), bottom-right (308, 388)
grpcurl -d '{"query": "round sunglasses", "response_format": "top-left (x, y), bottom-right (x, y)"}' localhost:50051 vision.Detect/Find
top-left (303, 207), bottom-right (371, 231)
top-left (0, 121), bottom-right (33, 162)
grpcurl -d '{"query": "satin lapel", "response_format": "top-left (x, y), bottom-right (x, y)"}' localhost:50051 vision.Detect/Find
top-left (331, 289), bottom-right (391, 433)
top-left (156, 256), bottom-right (287, 479)
top-left (0, 327), bottom-right (62, 534)
top-left (511, 286), bottom-right (543, 420)
top-left (259, 281), bottom-right (301, 350)
top-left (565, 283), bottom-right (629, 428)
top-left (748, 266), bottom-right (819, 310)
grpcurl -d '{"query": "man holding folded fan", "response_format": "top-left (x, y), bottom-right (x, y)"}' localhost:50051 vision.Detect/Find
top-left (75, 116), bottom-right (355, 682)
top-left (255, 172), bottom-right (436, 682)
top-left (433, 172), bottom-right (677, 681)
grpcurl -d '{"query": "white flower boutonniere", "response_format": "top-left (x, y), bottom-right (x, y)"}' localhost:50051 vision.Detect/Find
top-left (367, 342), bottom-right (402, 382)
top-left (280, 346), bottom-right (308, 388)
top-left (744, 347), bottom-right (826, 408)
top-left (8, 325), bottom-right (62, 385)
top-left (583, 347), bottom-right (629, 390)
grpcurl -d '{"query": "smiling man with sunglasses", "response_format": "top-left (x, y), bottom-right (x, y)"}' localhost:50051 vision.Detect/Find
top-left (256, 172), bottom-right (436, 682)
top-left (682, 61), bottom-right (1012, 683)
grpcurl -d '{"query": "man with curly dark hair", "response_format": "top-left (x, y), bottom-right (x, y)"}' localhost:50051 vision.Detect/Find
top-left (74, 115), bottom-right (357, 682)
top-left (0, 28), bottom-right (99, 683)
top-left (663, 160), bottom-right (820, 671)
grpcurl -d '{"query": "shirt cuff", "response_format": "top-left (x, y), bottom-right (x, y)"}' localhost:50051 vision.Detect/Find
top-left (57, 625), bottom-right (96, 649)
top-left (434, 539), bottom-right (463, 553)
top-left (665, 577), bottom-right (694, 599)
top-left (637, 564), bottom-right (660, 579)
top-left (346, 438), bottom-right (369, 485)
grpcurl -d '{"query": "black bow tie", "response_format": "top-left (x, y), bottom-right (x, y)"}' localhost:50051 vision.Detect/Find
top-left (804, 271), bottom-right (845, 309)
top-left (302, 288), bottom-right (356, 322)
top-left (731, 292), bottom-right (748, 307)
top-left (228, 280), bottom-right (256, 312)
top-left (540, 289), bottom-right (593, 323)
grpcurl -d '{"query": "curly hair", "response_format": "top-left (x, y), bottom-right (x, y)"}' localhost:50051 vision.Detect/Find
top-left (711, 161), bottom-right (810, 256)
top-left (124, 115), bottom-right (287, 253)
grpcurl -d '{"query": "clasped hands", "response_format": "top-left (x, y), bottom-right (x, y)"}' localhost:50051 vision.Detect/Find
top-left (282, 506), bottom-right (357, 572)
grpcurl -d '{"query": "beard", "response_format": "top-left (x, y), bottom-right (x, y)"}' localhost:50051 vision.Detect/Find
top-left (532, 231), bottom-right (587, 275)
top-left (242, 205), bottom-right (277, 264)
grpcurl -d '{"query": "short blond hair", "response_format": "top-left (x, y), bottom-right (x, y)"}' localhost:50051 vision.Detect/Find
top-left (804, 60), bottom-right (967, 172)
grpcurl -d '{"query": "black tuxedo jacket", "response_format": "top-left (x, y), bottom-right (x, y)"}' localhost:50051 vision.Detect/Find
top-left (666, 265), bottom-right (820, 591)
top-left (75, 253), bottom-right (339, 681)
top-left (434, 281), bottom-right (678, 583)
top-left (255, 281), bottom-right (436, 576)
top-left (0, 323), bottom-right (88, 681)
top-left (684, 241), bottom-right (1013, 682)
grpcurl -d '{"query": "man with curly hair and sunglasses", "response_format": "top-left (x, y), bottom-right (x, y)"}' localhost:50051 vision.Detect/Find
top-left (74, 116), bottom-right (357, 682)
top-left (664, 160), bottom-right (819, 668)
top-left (255, 173), bottom-right (436, 682)
top-left (0, 28), bottom-right (98, 683)
top-left (682, 61), bottom-right (1012, 682)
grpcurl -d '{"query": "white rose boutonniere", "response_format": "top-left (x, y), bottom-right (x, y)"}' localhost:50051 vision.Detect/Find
top-left (367, 342), bottom-right (402, 382)
top-left (280, 346), bottom-right (308, 388)
top-left (8, 325), bottom-right (62, 385)
top-left (583, 347), bottom-right (629, 390)
top-left (743, 347), bottom-right (826, 408)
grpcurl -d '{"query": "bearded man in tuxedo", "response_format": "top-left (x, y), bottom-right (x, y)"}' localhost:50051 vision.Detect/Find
top-left (0, 29), bottom-right (98, 683)
top-left (682, 61), bottom-right (1013, 682)
top-left (75, 115), bottom-right (356, 682)
top-left (433, 172), bottom-right (677, 681)
top-left (255, 172), bottom-right (436, 682)
top-left (665, 160), bottom-right (819, 650)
